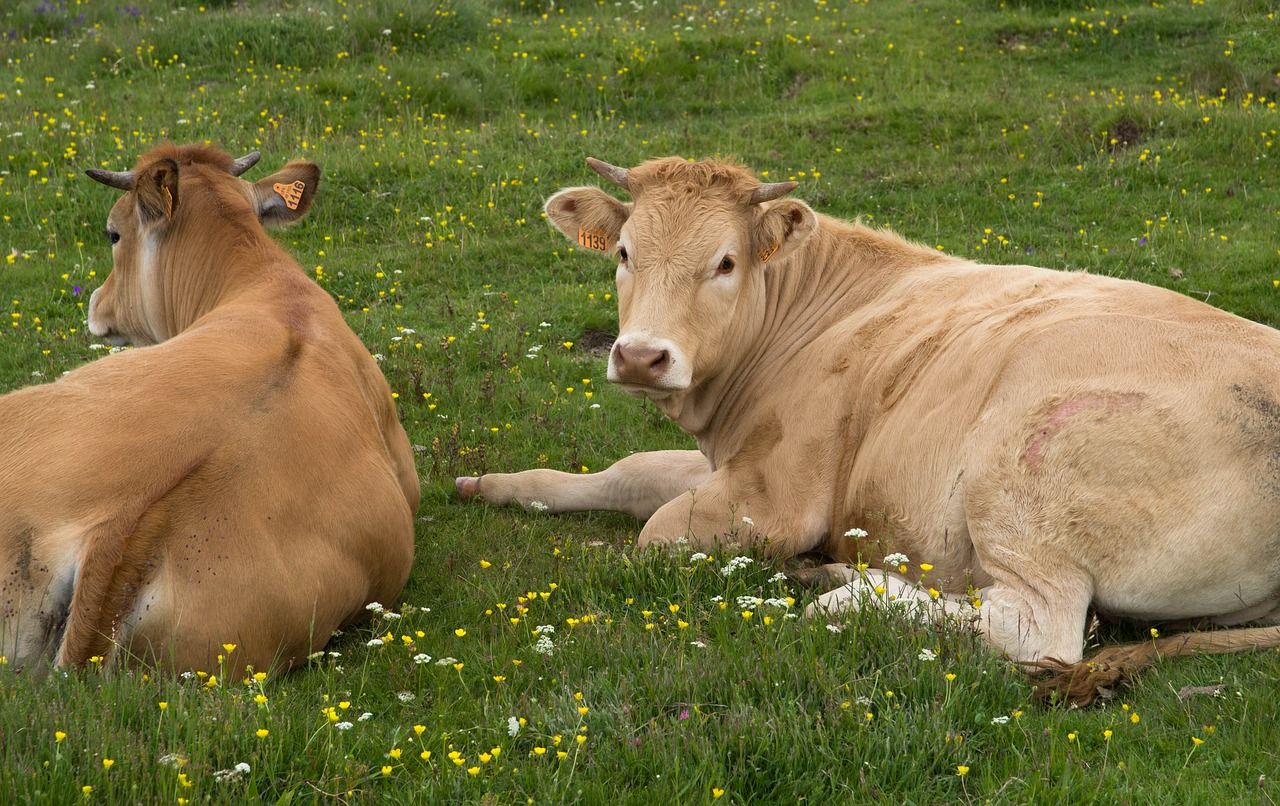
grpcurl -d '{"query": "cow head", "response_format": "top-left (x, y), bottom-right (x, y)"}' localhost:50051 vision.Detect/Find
top-left (84, 144), bottom-right (320, 346)
top-left (543, 157), bottom-right (817, 401)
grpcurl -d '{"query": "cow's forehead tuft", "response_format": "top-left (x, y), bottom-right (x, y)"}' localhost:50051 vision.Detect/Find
top-left (628, 157), bottom-right (761, 203)
top-left (130, 143), bottom-right (236, 175)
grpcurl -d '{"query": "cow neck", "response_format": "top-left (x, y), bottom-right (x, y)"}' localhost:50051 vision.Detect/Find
top-left (679, 217), bottom-right (934, 467)
top-left (154, 216), bottom-right (280, 339)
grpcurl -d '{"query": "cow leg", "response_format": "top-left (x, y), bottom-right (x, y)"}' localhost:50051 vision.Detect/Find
top-left (456, 450), bottom-right (711, 520)
top-left (808, 568), bottom-right (1091, 665)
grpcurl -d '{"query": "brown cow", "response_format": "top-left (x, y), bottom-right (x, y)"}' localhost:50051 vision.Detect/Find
top-left (458, 156), bottom-right (1280, 702)
top-left (0, 144), bottom-right (419, 677)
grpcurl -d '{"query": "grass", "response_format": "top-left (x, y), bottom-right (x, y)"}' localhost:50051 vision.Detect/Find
top-left (2, 0), bottom-right (1280, 801)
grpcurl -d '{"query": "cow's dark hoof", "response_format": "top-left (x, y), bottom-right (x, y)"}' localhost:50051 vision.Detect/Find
top-left (455, 476), bottom-right (480, 499)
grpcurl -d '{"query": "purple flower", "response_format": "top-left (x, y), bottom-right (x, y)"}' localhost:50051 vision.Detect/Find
top-left (678, 708), bottom-right (690, 721)
top-left (72, 285), bottom-right (82, 296)
top-left (1138, 236), bottom-right (1148, 247)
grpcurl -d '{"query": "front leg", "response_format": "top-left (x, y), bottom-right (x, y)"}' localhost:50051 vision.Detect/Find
top-left (456, 450), bottom-right (710, 520)
top-left (639, 473), bottom-right (827, 557)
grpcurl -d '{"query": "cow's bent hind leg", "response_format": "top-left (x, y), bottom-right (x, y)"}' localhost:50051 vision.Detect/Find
top-left (456, 450), bottom-right (711, 520)
top-left (808, 568), bottom-right (1092, 665)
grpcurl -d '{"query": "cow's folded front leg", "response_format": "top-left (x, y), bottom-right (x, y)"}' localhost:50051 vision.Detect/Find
top-left (456, 449), bottom-right (710, 520)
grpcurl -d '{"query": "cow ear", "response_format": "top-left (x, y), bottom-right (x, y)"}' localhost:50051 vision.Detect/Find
top-left (752, 198), bottom-right (817, 266)
top-left (134, 158), bottom-right (179, 225)
top-left (251, 161), bottom-right (320, 226)
top-left (544, 187), bottom-right (631, 255)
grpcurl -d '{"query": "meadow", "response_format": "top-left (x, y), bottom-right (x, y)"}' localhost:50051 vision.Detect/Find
top-left (2, 0), bottom-right (1280, 801)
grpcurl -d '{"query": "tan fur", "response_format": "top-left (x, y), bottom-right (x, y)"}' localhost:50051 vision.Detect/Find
top-left (0, 144), bottom-right (418, 677)
top-left (461, 156), bottom-right (1280, 703)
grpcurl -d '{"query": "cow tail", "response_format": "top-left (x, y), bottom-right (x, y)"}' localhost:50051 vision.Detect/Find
top-left (1030, 625), bottom-right (1280, 706)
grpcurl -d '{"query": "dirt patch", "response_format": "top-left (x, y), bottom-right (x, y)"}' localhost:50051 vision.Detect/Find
top-left (1106, 116), bottom-right (1145, 151)
top-left (575, 329), bottom-right (615, 356)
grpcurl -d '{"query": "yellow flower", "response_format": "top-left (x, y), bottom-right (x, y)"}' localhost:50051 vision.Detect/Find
top-left (454, 628), bottom-right (466, 637)
top-left (578, 706), bottom-right (589, 715)
top-left (1149, 628), bottom-right (1159, 638)
top-left (479, 753), bottom-right (492, 763)
top-left (533, 747), bottom-right (547, 756)
top-left (668, 604), bottom-right (680, 614)
top-left (55, 731), bottom-right (66, 743)
top-left (1192, 736), bottom-right (1204, 746)
top-left (712, 788), bottom-right (725, 799)
top-left (945, 673), bottom-right (957, 682)
top-left (453, 662), bottom-right (464, 671)
top-left (956, 765), bottom-right (970, 776)
top-left (254, 694), bottom-right (268, 705)
top-left (741, 610), bottom-right (753, 620)
top-left (253, 671), bottom-right (267, 682)
top-left (1130, 713), bottom-right (1141, 724)
top-left (389, 748), bottom-right (402, 760)
top-left (222, 643), bottom-right (237, 653)
top-left (1067, 732), bottom-right (1076, 742)
top-left (158, 701), bottom-right (168, 711)
top-left (575, 734), bottom-right (587, 745)
top-left (1103, 729), bottom-right (1113, 740)
top-left (467, 766), bottom-right (480, 775)
top-left (381, 765), bottom-right (393, 776)
top-left (413, 724), bottom-right (426, 736)
top-left (420, 750), bottom-right (432, 761)
top-left (493, 675), bottom-right (506, 683)
top-left (919, 563), bottom-right (934, 571)
top-left (479, 559), bottom-right (492, 568)
top-left (255, 729), bottom-right (269, 739)
top-left (81, 786), bottom-right (92, 797)
top-left (102, 759), bottom-right (114, 770)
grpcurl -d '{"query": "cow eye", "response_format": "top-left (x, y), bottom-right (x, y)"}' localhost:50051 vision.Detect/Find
top-left (618, 246), bottom-right (628, 262)
top-left (106, 229), bottom-right (120, 245)
top-left (717, 256), bottom-right (735, 275)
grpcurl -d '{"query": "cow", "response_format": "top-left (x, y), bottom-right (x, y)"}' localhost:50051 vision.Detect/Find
top-left (0, 144), bottom-right (419, 678)
top-left (457, 156), bottom-right (1280, 703)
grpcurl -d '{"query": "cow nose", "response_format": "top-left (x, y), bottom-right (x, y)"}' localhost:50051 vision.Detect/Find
top-left (613, 343), bottom-right (670, 385)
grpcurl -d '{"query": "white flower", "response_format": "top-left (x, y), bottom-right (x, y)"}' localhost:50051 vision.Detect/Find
top-left (180, 671), bottom-right (195, 680)
top-left (539, 321), bottom-right (552, 328)
top-left (736, 595), bottom-right (763, 609)
top-left (158, 753), bottom-right (186, 768)
top-left (826, 624), bottom-right (843, 634)
top-left (690, 552), bottom-right (708, 562)
top-left (741, 516), bottom-right (754, 526)
top-left (534, 624), bottom-right (556, 635)
top-left (413, 653), bottom-right (432, 665)
top-left (690, 640), bottom-right (707, 648)
top-left (843, 527), bottom-right (868, 538)
top-left (720, 556), bottom-right (754, 577)
top-left (883, 552), bottom-right (909, 567)
top-left (372, 353), bottom-right (385, 363)
top-left (396, 691), bottom-right (415, 703)
top-left (365, 602), bottom-right (385, 613)
top-left (235, 763), bottom-right (251, 774)
top-left (383, 612), bottom-right (402, 620)
top-left (435, 656), bottom-right (457, 666)
top-left (335, 721), bottom-right (354, 731)
top-left (358, 712), bottom-right (373, 722)
top-left (710, 595), bottom-right (724, 603)
top-left (768, 572), bottom-right (787, 583)
top-left (990, 715), bottom-right (1010, 725)
top-left (761, 597), bottom-right (791, 609)
top-left (917, 648), bottom-right (937, 662)
top-left (534, 635), bottom-right (555, 656)
top-left (366, 638), bottom-right (384, 647)
top-left (529, 500), bottom-right (549, 512)
top-left (507, 716), bottom-right (521, 737)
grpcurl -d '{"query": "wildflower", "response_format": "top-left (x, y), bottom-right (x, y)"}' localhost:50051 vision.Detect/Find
top-left (1130, 713), bottom-right (1140, 724)
top-left (366, 602), bottom-right (385, 614)
top-left (101, 759), bottom-right (114, 770)
top-left (919, 563), bottom-right (934, 572)
top-left (533, 746), bottom-right (547, 756)
top-left (420, 750), bottom-right (432, 761)
top-left (82, 786), bottom-right (92, 797)
top-left (713, 788), bottom-right (725, 799)
top-left (689, 552), bottom-right (708, 562)
top-left (366, 638), bottom-right (384, 647)
top-left (413, 653), bottom-right (432, 664)
top-left (454, 628), bottom-right (467, 637)
top-left (534, 635), bottom-right (555, 656)
top-left (479, 560), bottom-right (492, 569)
top-left (918, 648), bottom-right (937, 662)
top-left (381, 766), bottom-right (392, 776)
top-left (389, 748), bottom-right (403, 760)
top-left (335, 721), bottom-right (354, 731)
top-left (990, 716), bottom-right (1010, 725)
top-left (826, 624), bottom-right (843, 634)
top-left (768, 572), bottom-right (787, 583)
top-left (1067, 732), bottom-right (1077, 742)
top-left (222, 643), bottom-right (237, 654)
top-left (844, 527), bottom-right (868, 538)
top-left (884, 552), bottom-right (909, 567)
top-left (1103, 729), bottom-right (1113, 740)
top-left (508, 717), bottom-right (522, 737)
top-left (945, 673), bottom-right (957, 682)
top-left (435, 657), bottom-right (458, 666)
top-left (956, 765), bottom-right (970, 776)
top-left (255, 729), bottom-right (269, 739)
top-left (159, 701), bottom-right (168, 711)
top-left (690, 640), bottom-right (707, 648)
top-left (55, 731), bottom-right (66, 742)
top-left (1192, 736), bottom-right (1204, 746)
top-left (359, 712), bottom-right (374, 722)
top-left (741, 516), bottom-right (754, 526)
top-left (467, 766), bottom-right (480, 775)
top-left (720, 556), bottom-right (754, 577)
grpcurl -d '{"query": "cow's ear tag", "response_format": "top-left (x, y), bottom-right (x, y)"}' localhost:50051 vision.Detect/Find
top-left (757, 241), bottom-right (779, 263)
top-left (273, 180), bottom-right (306, 210)
top-left (577, 227), bottom-right (611, 252)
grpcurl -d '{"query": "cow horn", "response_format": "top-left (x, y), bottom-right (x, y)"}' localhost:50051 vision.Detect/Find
top-left (230, 150), bottom-right (261, 177)
top-left (84, 168), bottom-right (135, 191)
top-left (750, 181), bottom-right (798, 204)
top-left (586, 157), bottom-right (631, 192)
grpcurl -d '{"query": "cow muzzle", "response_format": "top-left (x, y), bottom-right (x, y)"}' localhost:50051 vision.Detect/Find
top-left (608, 336), bottom-right (689, 395)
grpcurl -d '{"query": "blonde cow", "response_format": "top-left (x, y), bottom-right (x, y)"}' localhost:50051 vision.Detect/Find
top-left (0, 144), bottom-right (419, 677)
top-left (459, 156), bottom-right (1280, 701)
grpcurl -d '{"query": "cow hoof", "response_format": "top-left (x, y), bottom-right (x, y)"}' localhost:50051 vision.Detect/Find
top-left (455, 476), bottom-right (480, 499)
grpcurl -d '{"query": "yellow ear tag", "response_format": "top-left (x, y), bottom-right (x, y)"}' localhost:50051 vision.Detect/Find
top-left (577, 227), bottom-right (610, 252)
top-left (757, 241), bottom-right (779, 263)
top-left (272, 180), bottom-right (306, 211)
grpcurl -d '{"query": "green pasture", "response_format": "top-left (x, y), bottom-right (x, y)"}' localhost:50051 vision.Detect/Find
top-left (3, 0), bottom-right (1280, 801)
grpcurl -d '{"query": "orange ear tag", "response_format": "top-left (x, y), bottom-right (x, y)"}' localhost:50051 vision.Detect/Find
top-left (272, 180), bottom-right (306, 210)
top-left (757, 241), bottom-right (779, 263)
top-left (577, 227), bottom-right (611, 252)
